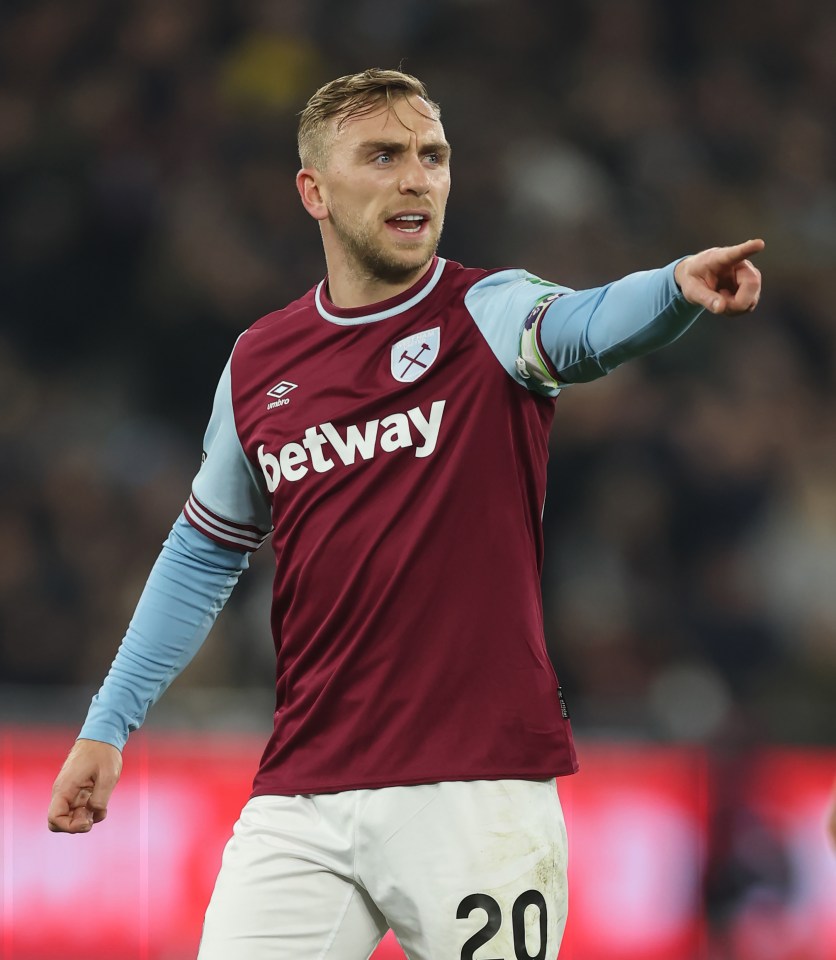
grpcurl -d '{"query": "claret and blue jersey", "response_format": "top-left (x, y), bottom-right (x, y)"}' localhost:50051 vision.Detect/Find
top-left (81, 256), bottom-right (703, 795)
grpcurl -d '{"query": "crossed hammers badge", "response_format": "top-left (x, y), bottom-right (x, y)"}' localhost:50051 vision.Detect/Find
top-left (390, 327), bottom-right (441, 383)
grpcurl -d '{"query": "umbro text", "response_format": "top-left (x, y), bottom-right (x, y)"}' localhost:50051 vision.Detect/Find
top-left (257, 400), bottom-right (446, 491)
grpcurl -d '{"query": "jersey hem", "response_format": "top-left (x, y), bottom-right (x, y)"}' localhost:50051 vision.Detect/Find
top-left (250, 762), bottom-right (580, 797)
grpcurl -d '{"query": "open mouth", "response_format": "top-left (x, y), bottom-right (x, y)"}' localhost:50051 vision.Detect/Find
top-left (386, 214), bottom-right (429, 235)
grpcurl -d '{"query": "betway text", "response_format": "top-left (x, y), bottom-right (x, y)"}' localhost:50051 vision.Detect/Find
top-left (257, 400), bottom-right (446, 491)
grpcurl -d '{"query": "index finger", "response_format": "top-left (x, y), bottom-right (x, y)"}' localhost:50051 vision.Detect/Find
top-left (48, 796), bottom-right (94, 833)
top-left (47, 793), bottom-right (70, 830)
top-left (715, 238), bottom-right (765, 265)
top-left (47, 796), bottom-right (81, 833)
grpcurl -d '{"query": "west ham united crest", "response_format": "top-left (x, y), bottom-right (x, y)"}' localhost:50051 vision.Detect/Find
top-left (391, 327), bottom-right (440, 383)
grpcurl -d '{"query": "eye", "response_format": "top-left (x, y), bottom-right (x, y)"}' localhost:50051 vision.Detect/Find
top-left (375, 153), bottom-right (392, 164)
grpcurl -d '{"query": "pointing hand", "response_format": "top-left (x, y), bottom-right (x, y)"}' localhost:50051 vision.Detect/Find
top-left (674, 239), bottom-right (765, 316)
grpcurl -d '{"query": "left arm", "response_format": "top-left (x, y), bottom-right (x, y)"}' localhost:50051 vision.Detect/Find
top-left (522, 239), bottom-right (764, 389)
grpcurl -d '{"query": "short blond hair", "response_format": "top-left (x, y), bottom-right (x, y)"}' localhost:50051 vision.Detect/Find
top-left (298, 68), bottom-right (441, 170)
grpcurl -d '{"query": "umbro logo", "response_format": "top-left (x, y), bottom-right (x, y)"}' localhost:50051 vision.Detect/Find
top-left (267, 380), bottom-right (297, 409)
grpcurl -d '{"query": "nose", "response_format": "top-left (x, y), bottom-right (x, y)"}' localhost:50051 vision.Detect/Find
top-left (399, 154), bottom-right (431, 196)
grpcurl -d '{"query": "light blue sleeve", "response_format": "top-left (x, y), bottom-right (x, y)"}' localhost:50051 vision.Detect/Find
top-left (190, 345), bottom-right (273, 538)
top-left (464, 270), bottom-right (574, 393)
top-left (465, 261), bottom-right (704, 395)
top-left (78, 515), bottom-right (250, 749)
top-left (536, 260), bottom-right (704, 384)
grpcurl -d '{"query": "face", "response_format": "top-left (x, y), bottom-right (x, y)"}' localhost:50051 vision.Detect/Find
top-left (304, 94), bottom-right (451, 285)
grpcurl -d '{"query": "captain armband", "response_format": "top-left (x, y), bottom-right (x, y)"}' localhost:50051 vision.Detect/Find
top-left (515, 293), bottom-right (564, 394)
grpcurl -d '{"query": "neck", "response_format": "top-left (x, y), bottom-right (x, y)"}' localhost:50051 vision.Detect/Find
top-left (322, 247), bottom-right (435, 308)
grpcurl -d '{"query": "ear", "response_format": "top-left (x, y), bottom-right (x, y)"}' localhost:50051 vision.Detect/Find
top-left (296, 168), bottom-right (329, 222)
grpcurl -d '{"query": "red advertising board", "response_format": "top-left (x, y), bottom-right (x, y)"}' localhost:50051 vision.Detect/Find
top-left (2, 730), bottom-right (834, 960)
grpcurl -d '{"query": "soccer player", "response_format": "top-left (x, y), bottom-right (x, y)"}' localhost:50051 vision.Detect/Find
top-left (47, 69), bottom-right (763, 959)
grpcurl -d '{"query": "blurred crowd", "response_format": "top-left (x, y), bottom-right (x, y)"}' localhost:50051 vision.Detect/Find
top-left (1, 0), bottom-right (835, 754)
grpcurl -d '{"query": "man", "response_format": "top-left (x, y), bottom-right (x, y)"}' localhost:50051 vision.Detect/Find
top-left (48, 69), bottom-right (763, 959)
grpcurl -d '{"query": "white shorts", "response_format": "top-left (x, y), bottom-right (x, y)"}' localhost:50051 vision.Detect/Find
top-left (198, 778), bottom-right (568, 960)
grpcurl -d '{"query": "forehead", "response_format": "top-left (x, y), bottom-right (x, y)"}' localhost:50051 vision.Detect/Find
top-left (331, 94), bottom-right (446, 149)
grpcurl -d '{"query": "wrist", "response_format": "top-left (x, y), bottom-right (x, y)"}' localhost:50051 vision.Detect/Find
top-left (673, 256), bottom-right (691, 293)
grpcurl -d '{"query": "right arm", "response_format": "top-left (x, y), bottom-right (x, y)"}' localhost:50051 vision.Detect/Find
top-left (47, 518), bottom-right (250, 833)
top-left (48, 346), bottom-right (272, 833)
top-left (78, 517), bottom-right (251, 750)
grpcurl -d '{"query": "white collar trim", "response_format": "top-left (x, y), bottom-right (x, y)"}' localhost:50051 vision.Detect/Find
top-left (315, 258), bottom-right (447, 325)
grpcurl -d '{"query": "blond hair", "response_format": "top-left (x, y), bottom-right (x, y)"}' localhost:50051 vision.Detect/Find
top-left (298, 68), bottom-right (441, 170)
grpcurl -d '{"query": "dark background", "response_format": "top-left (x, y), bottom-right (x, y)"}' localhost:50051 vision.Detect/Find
top-left (1, 0), bottom-right (835, 867)
top-left (2, 0), bottom-right (835, 948)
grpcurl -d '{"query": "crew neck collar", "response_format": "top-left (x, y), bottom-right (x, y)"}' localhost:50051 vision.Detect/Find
top-left (315, 257), bottom-right (446, 326)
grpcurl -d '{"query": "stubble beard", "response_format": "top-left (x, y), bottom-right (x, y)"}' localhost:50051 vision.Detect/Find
top-left (329, 204), bottom-right (443, 285)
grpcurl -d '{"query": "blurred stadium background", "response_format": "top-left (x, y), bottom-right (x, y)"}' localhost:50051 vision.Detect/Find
top-left (1, 0), bottom-right (835, 957)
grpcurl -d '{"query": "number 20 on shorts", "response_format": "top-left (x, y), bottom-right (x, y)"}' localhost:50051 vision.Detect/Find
top-left (458, 890), bottom-right (548, 960)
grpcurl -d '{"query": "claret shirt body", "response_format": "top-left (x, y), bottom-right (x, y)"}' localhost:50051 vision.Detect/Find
top-left (188, 258), bottom-right (577, 794)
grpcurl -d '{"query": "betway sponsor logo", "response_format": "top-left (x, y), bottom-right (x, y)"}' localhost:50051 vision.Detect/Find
top-left (257, 400), bottom-right (446, 491)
